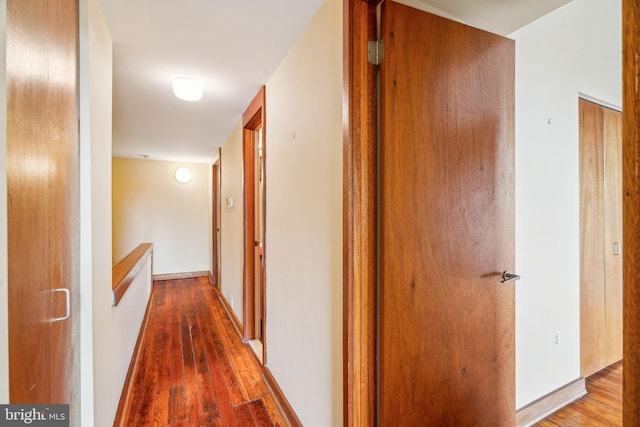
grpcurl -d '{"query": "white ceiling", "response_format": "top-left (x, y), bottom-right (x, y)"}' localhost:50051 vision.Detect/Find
top-left (101, 0), bottom-right (573, 164)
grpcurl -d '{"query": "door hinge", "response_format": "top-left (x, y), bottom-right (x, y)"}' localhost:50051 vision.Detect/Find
top-left (368, 40), bottom-right (384, 66)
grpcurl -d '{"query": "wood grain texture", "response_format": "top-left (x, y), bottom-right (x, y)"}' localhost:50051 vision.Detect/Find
top-left (116, 277), bottom-right (286, 426)
top-left (379, 2), bottom-right (515, 425)
top-left (623, 0), bottom-right (640, 424)
top-left (579, 99), bottom-right (623, 377)
top-left (579, 99), bottom-right (607, 377)
top-left (242, 86), bottom-right (266, 344)
top-left (112, 243), bottom-right (153, 306)
top-left (7, 0), bottom-right (80, 421)
top-left (7, 0), bottom-right (52, 405)
top-left (212, 156), bottom-right (222, 287)
top-left (603, 107), bottom-right (623, 366)
top-left (535, 362), bottom-right (622, 426)
top-left (342, 0), bottom-right (378, 426)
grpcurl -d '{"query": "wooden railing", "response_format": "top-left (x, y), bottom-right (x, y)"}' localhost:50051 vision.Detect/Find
top-left (112, 243), bottom-right (153, 306)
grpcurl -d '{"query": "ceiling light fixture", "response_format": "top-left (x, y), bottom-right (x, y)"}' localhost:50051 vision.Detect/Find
top-left (175, 167), bottom-right (193, 184)
top-left (172, 76), bottom-right (203, 102)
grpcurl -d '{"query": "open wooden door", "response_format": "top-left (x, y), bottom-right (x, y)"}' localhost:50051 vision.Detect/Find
top-left (378, 2), bottom-right (515, 424)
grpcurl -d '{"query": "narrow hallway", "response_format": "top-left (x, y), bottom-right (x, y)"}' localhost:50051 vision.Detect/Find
top-left (115, 277), bottom-right (285, 426)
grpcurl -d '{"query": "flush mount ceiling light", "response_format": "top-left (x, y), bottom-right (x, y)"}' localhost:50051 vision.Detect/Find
top-left (175, 167), bottom-right (192, 184)
top-left (172, 76), bottom-right (203, 102)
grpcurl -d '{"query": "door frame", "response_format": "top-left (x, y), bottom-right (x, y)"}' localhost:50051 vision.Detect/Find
top-left (242, 86), bottom-right (267, 363)
top-left (343, 0), bottom-right (379, 425)
top-left (212, 149), bottom-right (221, 286)
top-left (622, 0), bottom-right (640, 423)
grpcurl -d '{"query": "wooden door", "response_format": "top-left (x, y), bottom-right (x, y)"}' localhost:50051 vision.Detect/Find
top-left (379, 2), bottom-right (515, 425)
top-left (579, 98), bottom-right (623, 377)
top-left (212, 156), bottom-right (221, 286)
top-left (6, 0), bottom-right (80, 419)
top-left (603, 107), bottom-right (623, 365)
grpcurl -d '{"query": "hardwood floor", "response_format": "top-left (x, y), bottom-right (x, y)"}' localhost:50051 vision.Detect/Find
top-left (116, 277), bottom-right (285, 426)
top-left (535, 362), bottom-right (622, 426)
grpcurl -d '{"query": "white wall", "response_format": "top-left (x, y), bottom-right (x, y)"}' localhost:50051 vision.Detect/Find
top-left (218, 0), bottom-right (343, 424)
top-left (112, 158), bottom-right (210, 275)
top-left (219, 123), bottom-right (245, 322)
top-left (265, 0), bottom-right (343, 423)
top-left (111, 256), bottom-right (152, 409)
top-left (0, 0), bottom-right (8, 404)
top-left (79, 0), bottom-right (119, 423)
top-left (511, 0), bottom-right (621, 408)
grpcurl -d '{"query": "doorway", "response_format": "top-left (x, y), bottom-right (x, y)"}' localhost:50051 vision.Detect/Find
top-left (212, 150), bottom-right (221, 287)
top-left (242, 87), bottom-right (267, 364)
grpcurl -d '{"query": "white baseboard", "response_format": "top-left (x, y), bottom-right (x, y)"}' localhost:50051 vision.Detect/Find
top-left (152, 270), bottom-right (209, 281)
top-left (516, 378), bottom-right (587, 426)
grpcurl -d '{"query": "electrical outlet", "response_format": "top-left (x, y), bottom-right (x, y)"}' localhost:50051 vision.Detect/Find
top-left (230, 297), bottom-right (234, 309)
top-left (553, 330), bottom-right (561, 348)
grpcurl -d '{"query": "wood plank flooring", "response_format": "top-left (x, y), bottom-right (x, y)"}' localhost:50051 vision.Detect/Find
top-left (117, 277), bottom-right (285, 426)
top-left (535, 361), bottom-right (622, 426)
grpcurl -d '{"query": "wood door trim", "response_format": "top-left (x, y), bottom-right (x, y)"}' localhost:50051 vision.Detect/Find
top-left (242, 86), bottom-right (267, 365)
top-left (212, 150), bottom-right (221, 287)
top-left (343, 0), bottom-right (378, 425)
top-left (242, 129), bottom-right (256, 340)
top-left (243, 86), bottom-right (266, 128)
top-left (623, 0), bottom-right (640, 423)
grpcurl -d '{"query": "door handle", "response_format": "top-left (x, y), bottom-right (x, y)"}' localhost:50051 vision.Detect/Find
top-left (50, 288), bottom-right (70, 322)
top-left (501, 271), bottom-right (520, 284)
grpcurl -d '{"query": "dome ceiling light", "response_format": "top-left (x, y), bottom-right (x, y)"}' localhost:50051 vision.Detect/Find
top-left (172, 76), bottom-right (203, 102)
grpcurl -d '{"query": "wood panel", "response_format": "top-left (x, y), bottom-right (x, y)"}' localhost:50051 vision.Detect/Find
top-left (7, 0), bottom-right (80, 419)
top-left (622, 0), bottom-right (640, 424)
top-left (7, 0), bottom-right (52, 405)
top-left (579, 98), bottom-right (623, 377)
top-left (342, 0), bottom-right (378, 425)
top-left (603, 107), bottom-right (623, 366)
top-left (579, 98), bottom-right (607, 377)
top-left (47, 0), bottom-right (80, 411)
top-left (379, 2), bottom-right (515, 425)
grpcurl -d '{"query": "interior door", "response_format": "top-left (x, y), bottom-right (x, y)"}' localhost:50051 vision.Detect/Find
top-left (379, 2), bottom-right (515, 425)
top-left (212, 156), bottom-right (221, 286)
top-left (7, 0), bottom-right (80, 418)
